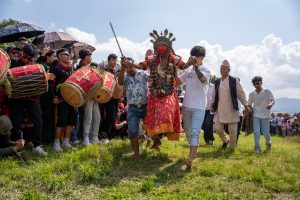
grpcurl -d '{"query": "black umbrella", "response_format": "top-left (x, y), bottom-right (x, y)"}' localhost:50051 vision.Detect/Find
top-left (0, 23), bottom-right (45, 43)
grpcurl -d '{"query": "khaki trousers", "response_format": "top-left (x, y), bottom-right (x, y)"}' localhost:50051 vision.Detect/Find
top-left (214, 121), bottom-right (238, 150)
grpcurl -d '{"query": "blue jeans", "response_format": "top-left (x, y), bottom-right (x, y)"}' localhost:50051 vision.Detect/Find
top-left (127, 105), bottom-right (147, 139)
top-left (182, 107), bottom-right (205, 147)
top-left (253, 117), bottom-right (271, 150)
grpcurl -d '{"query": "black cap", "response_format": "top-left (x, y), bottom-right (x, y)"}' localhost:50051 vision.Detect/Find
top-left (22, 44), bottom-right (39, 57)
top-left (79, 49), bottom-right (92, 59)
top-left (6, 45), bottom-right (20, 53)
top-left (56, 48), bottom-right (69, 56)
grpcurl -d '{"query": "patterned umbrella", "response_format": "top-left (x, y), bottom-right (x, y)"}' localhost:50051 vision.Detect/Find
top-left (32, 32), bottom-right (77, 50)
top-left (63, 42), bottom-right (96, 59)
top-left (0, 23), bottom-right (45, 43)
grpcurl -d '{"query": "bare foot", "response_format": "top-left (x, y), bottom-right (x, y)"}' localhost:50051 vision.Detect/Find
top-left (180, 160), bottom-right (192, 172)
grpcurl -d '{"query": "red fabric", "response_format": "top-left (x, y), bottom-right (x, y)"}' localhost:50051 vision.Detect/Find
top-left (142, 91), bottom-right (181, 141)
top-left (20, 57), bottom-right (31, 65)
top-left (101, 72), bottom-right (115, 91)
top-left (9, 64), bottom-right (43, 77)
top-left (65, 67), bottom-right (103, 95)
top-left (18, 51), bottom-right (23, 59)
top-left (59, 63), bottom-right (71, 71)
top-left (119, 103), bottom-right (124, 109)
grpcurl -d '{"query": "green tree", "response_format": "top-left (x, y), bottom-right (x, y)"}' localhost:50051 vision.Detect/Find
top-left (0, 18), bottom-right (21, 51)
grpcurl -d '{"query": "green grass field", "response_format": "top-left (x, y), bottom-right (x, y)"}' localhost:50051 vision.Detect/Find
top-left (0, 134), bottom-right (299, 200)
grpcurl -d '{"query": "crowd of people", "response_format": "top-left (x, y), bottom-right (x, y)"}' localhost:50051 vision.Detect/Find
top-left (0, 30), bottom-right (296, 171)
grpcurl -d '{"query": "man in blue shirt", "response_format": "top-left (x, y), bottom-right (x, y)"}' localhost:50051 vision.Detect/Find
top-left (118, 58), bottom-right (149, 158)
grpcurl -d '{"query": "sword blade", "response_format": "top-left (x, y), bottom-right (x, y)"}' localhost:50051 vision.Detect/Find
top-left (109, 21), bottom-right (124, 57)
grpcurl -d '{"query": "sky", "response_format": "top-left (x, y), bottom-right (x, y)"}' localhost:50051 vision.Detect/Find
top-left (1, 0), bottom-right (300, 99)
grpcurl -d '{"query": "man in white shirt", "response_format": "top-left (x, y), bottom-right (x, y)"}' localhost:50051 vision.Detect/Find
top-left (248, 76), bottom-right (275, 153)
top-left (178, 46), bottom-right (211, 171)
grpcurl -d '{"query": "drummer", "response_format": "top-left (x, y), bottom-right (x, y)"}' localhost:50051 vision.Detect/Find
top-left (78, 49), bottom-right (101, 146)
top-left (6, 46), bottom-right (21, 62)
top-left (10, 44), bottom-right (38, 68)
top-left (98, 54), bottom-right (120, 144)
top-left (8, 44), bottom-right (48, 156)
top-left (52, 48), bottom-right (77, 152)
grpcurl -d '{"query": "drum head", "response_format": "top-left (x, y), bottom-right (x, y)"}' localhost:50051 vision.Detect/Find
top-left (60, 83), bottom-right (85, 107)
top-left (0, 49), bottom-right (10, 84)
top-left (93, 90), bottom-right (111, 104)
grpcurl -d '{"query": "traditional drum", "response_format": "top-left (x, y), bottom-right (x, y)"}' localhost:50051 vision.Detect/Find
top-left (60, 66), bottom-right (103, 107)
top-left (8, 64), bottom-right (48, 98)
top-left (0, 48), bottom-right (10, 84)
top-left (93, 71), bottom-right (116, 103)
top-left (112, 78), bottom-right (124, 99)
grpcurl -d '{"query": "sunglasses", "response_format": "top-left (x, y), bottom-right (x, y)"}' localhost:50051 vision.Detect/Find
top-left (253, 82), bottom-right (261, 86)
top-left (11, 51), bottom-right (19, 55)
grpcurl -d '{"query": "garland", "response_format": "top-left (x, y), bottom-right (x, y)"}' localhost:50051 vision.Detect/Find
top-left (148, 57), bottom-right (175, 97)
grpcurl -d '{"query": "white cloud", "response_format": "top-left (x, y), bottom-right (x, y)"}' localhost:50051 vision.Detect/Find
top-left (61, 27), bottom-right (300, 99)
top-left (65, 27), bottom-right (97, 46)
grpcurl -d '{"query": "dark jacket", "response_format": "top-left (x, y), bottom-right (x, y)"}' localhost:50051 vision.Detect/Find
top-left (213, 75), bottom-right (239, 112)
top-left (52, 63), bottom-right (72, 98)
top-left (0, 135), bottom-right (15, 157)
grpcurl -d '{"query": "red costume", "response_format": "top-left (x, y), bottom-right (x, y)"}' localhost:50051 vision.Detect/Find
top-left (140, 29), bottom-right (186, 140)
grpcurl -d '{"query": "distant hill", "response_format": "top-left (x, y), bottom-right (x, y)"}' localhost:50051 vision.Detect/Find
top-left (272, 98), bottom-right (300, 114)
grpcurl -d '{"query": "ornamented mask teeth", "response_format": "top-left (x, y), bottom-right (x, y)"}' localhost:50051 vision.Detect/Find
top-left (164, 29), bottom-right (168, 36)
top-left (153, 30), bottom-right (159, 37)
top-left (149, 32), bottom-right (157, 39)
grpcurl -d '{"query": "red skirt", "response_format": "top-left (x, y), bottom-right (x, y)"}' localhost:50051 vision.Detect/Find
top-left (143, 91), bottom-right (181, 141)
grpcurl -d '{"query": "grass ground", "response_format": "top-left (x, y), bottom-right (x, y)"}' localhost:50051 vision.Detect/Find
top-left (0, 134), bottom-right (299, 200)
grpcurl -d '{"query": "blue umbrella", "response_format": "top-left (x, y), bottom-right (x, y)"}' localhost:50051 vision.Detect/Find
top-left (0, 23), bottom-right (45, 43)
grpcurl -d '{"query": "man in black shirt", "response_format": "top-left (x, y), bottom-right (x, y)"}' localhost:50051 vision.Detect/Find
top-left (99, 54), bottom-right (120, 144)
top-left (52, 48), bottom-right (77, 152)
top-left (9, 44), bottom-right (47, 156)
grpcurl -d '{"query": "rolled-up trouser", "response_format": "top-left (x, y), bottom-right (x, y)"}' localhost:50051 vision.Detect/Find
top-left (83, 100), bottom-right (100, 137)
top-left (182, 107), bottom-right (205, 147)
top-left (127, 105), bottom-right (147, 139)
top-left (214, 120), bottom-right (238, 150)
